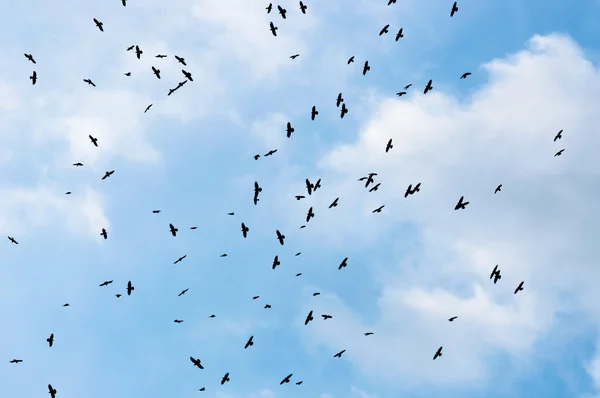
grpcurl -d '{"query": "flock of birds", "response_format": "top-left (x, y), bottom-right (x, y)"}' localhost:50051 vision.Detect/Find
top-left (10, 1), bottom-right (569, 396)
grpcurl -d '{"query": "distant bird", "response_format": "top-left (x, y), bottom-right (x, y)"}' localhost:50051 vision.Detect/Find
top-left (433, 346), bottom-right (443, 360)
top-left (63, 303), bottom-right (69, 307)
top-left (313, 292), bottom-right (320, 296)
top-left (24, 53), bottom-right (36, 63)
top-left (329, 198), bottom-right (339, 208)
top-left (386, 139), bottom-right (393, 152)
top-left (9, 359), bottom-right (23, 363)
top-left (276, 230), bottom-right (285, 245)
top-left (254, 154), bottom-right (260, 160)
top-left (127, 281), bottom-right (134, 295)
top-left (99, 280), bottom-right (113, 287)
top-left (89, 134), bottom-right (98, 147)
top-left (127, 45), bottom-right (134, 51)
top-left (404, 84), bottom-right (412, 90)
top-left (83, 78), bottom-right (96, 87)
top-left (221, 373), bottom-right (230, 385)
top-left (182, 70), bottom-right (193, 81)
top-left (8, 236), bottom-right (18, 244)
top-left (30, 71), bottom-right (37, 85)
top-left (228, 212), bottom-right (234, 215)
top-left (396, 91), bottom-right (406, 96)
top-left (290, 54), bottom-right (300, 59)
top-left (209, 314), bottom-right (215, 318)
top-left (124, 72), bottom-right (131, 76)
top-left (369, 183), bottom-right (381, 192)
top-left (73, 162), bottom-right (83, 166)
top-left (144, 104), bottom-right (153, 113)
top-left (169, 223), bottom-right (178, 236)
top-left (555, 149), bottom-right (565, 156)
top-left (264, 304), bottom-right (271, 309)
top-left (102, 170), bottom-right (114, 180)
top-left (388, 0), bottom-right (396, 4)
top-left (554, 129), bottom-right (563, 141)
top-left (253, 296), bottom-right (260, 300)
top-left (363, 60), bottom-right (370, 75)
top-left (178, 288), bottom-right (189, 297)
top-left (174, 55), bottom-right (186, 65)
top-left (454, 196), bottom-right (469, 210)
top-left (135, 45), bottom-right (143, 59)
top-left (379, 24), bottom-right (390, 36)
top-left (115, 294), bottom-right (121, 298)
top-left (306, 178), bottom-right (314, 195)
top-left (338, 257), bottom-right (348, 270)
top-left (514, 281), bottom-right (524, 294)
top-left (296, 381), bottom-right (303, 385)
top-left (286, 122), bottom-right (294, 137)
top-left (305, 310), bottom-right (314, 325)
top-left (495, 184), bottom-right (502, 193)
top-left (336, 93), bottom-right (344, 107)
top-left (347, 56), bottom-right (355, 64)
top-left (153, 210), bottom-right (161, 213)
top-left (296, 273), bottom-right (302, 277)
top-left (190, 356), bottom-right (204, 369)
top-left (174, 255), bottom-right (187, 264)
top-left (405, 183), bottom-right (421, 197)
top-left (93, 18), bottom-right (104, 31)
top-left (277, 5), bottom-right (287, 18)
top-left (270, 22), bottom-right (278, 36)
top-left (190, 226), bottom-right (198, 229)
top-left (364, 332), bottom-right (374, 336)
top-left (48, 384), bottom-right (57, 398)
top-left (272, 255), bottom-right (280, 270)
top-left (299, 1), bottom-right (307, 13)
top-left (65, 191), bottom-right (71, 195)
top-left (266, 3), bottom-right (272, 13)
top-left (46, 333), bottom-right (54, 347)
top-left (340, 103), bottom-right (348, 118)
top-left (311, 106), bottom-right (318, 120)
top-left (220, 254), bottom-right (228, 257)
top-left (372, 205), bottom-right (385, 213)
top-left (424, 79), bottom-right (433, 94)
top-left (490, 265), bottom-right (501, 284)
top-left (151, 66), bottom-right (161, 79)
top-left (122, 0), bottom-right (127, 6)
top-left (174, 319), bottom-right (183, 323)
top-left (448, 316), bottom-right (458, 322)
top-left (322, 314), bottom-right (332, 320)
top-left (245, 335), bottom-right (254, 349)
top-left (460, 72), bottom-right (471, 79)
top-left (241, 223), bottom-right (249, 238)
top-left (450, 2), bottom-right (458, 17)
top-left (334, 350), bottom-right (345, 358)
top-left (395, 28), bottom-right (404, 40)
top-left (280, 373), bottom-right (293, 384)
top-left (155, 54), bottom-right (167, 58)
top-left (306, 207), bottom-right (315, 222)
top-left (295, 195), bottom-right (305, 200)
top-left (100, 228), bottom-right (107, 239)
top-left (265, 149), bottom-right (277, 156)
top-left (295, 252), bottom-right (301, 256)
top-left (199, 387), bottom-right (205, 391)
top-left (314, 178), bottom-right (322, 191)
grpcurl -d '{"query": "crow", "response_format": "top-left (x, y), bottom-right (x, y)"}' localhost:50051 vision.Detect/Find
top-left (454, 196), bottom-right (469, 210)
top-left (336, 93), bottom-right (344, 107)
top-left (305, 310), bottom-right (314, 325)
top-left (347, 56), bottom-right (355, 64)
top-left (379, 24), bottom-right (390, 36)
top-left (338, 257), bottom-right (348, 270)
top-left (190, 356), bottom-right (204, 369)
top-left (73, 162), bottom-right (83, 166)
top-left (372, 205), bottom-right (385, 213)
top-left (100, 228), bottom-right (107, 239)
top-left (329, 198), bottom-right (339, 208)
top-left (174, 55), bottom-right (186, 65)
top-left (178, 288), bottom-right (189, 297)
top-left (151, 66), bottom-right (161, 79)
top-left (514, 281), bottom-right (524, 294)
top-left (286, 122), bottom-right (294, 137)
top-left (395, 28), bottom-right (404, 41)
top-left (102, 170), bottom-right (114, 180)
top-left (30, 71), bottom-right (37, 85)
top-left (48, 384), bottom-right (57, 398)
top-left (424, 79), bottom-right (433, 94)
top-left (89, 134), bottom-right (98, 147)
top-left (99, 280), bottom-right (113, 287)
top-left (334, 350), bottom-right (345, 358)
top-left (555, 149), bottom-right (565, 156)
top-left (340, 103), bottom-right (348, 118)
top-left (495, 184), bottom-right (502, 193)
top-left (280, 373), bottom-right (293, 384)
top-left (272, 255), bottom-right (280, 270)
top-left (9, 359), bottom-right (23, 363)
top-left (83, 78), bottom-right (96, 87)
top-left (46, 333), bottom-right (54, 347)
top-left (363, 60), bottom-right (370, 75)
top-left (245, 335), bottom-right (254, 349)
top-left (127, 281), bottom-right (134, 295)
top-left (290, 54), bottom-right (300, 59)
top-left (221, 373), bottom-right (230, 385)
top-left (451, 2), bottom-right (458, 17)
top-left (277, 5), bottom-right (287, 18)
top-left (270, 22), bottom-right (278, 36)
top-left (8, 236), bottom-right (18, 244)
top-left (299, 1), bottom-right (307, 13)
top-left (460, 72), bottom-right (471, 79)
top-left (169, 223), bottom-right (178, 236)
top-left (24, 53), bottom-right (36, 63)
top-left (241, 223), bottom-right (249, 238)
top-left (135, 45), bottom-right (143, 59)
top-left (276, 230), bottom-right (285, 245)
top-left (448, 316), bottom-right (458, 322)
top-left (433, 346), bottom-right (443, 360)
top-left (554, 129), bottom-right (563, 141)
top-left (311, 106), bottom-right (318, 120)
top-left (93, 18), bottom-right (104, 31)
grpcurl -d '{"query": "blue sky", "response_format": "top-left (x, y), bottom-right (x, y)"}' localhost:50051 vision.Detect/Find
top-left (2, 0), bottom-right (600, 397)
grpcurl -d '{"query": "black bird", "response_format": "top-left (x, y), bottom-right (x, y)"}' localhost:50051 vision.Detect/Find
top-left (306, 207), bottom-right (314, 222)
top-left (272, 255), bottom-right (280, 270)
top-left (102, 170), bottom-right (114, 180)
top-left (135, 45), bottom-right (143, 59)
top-left (296, 381), bottom-right (303, 385)
top-left (93, 18), bottom-right (104, 31)
top-left (290, 54), bottom-right (300, 59)
top-left (174, 319), bottom-right (183, 323)
top-left (100, 228), bottom-right (107, 239)
top-left (385, 139), bottom-right (393, 152)
top-left (329, 198), bottom-right (339, 208)
top-left (338, 257), bottom-right (348, 270)
top-left (182, 70), bottom-right (193, 81)
top-left (433, 346), bottom-right (443, 360)
top-left (280, 373), bottom-right (293, 384)
top-left (127, 281), bottom-right (134, 295)
top-left (277, 5), bottom-right (287, 18)
top-left (266, 3), bottom-right (272, 13)
top-left (299, 1), bottom-right (307, 13)
top-left (364, 332), bottom-right (374, 336)
top-left (174, 55), bottom-right (186, 65)
top-left (334, 350), bottom-right (345, 358)
top-left (369, 183), bottom-right (381, 192)
top-left (190, 356), bottom-right (204, 369)
top-left (144, 104), bottom-right (153, 113)
top-left (554, 129), bottom-right (563, 141)
top-left (460, 72), bottom-right (471, 79)
top-left (124, 72), bottom-right (131, 76)
top-left (336, 93), bottom-right (344, 107)
top-left (404, 84), bottom-right (412, 90)
top-left (48, 384), bottom-right (57, 398)
top-left (30, 71), bottom-right (37, 85)
top-left (169, 223), bottom-right (178, 236)
top-left (276, 230), bottom-right (285, 245)
top-left (47, 333), bottom-right (54, 347)
top-left (253, 296), bottom-right (260, 299)
top-left (490, 265), bottom-right (501, 284)
top-left (152, 210), bottom-right (161, 213)
top-left (364, 173), bottom-right (377, 187)
top-left (270, 22), bottom-right (278, 36)
top-left (221, 373), bottom-right (230, 385)
top-left (155, 54), bottom-right (167, 58)
top-left (451, 2), bottom-right (458, 17)
top-left (65, 192), bottom-right (71, 195)
top-left (340, 103), bottom-right (348, 118)
top-left (265, 149), bottom-right (277, 156)
top-left (448, 316), bottom-right (458, 322)
top-left (174, 255), bottom-right (187, 264)
top-left (295, 252), bottom-right (301, 256)
top-left (254, 154), bottom-right (260, 160)
top-left (372, 205), bottom-right (385, 213)
top-left (314, 178), bottom-right (322, 191)
top-left (388, 0), bottom-right (396, 4)
top-left (322, 314), bottom-right (332, 320)
top-left (313, 292), bottom-right (320, 296)
top-left (228, 212), bottom-right (234, 215)
top-left (245, 335), bottom-right (254, 349)
top-left (73, 162), bottom-right (83, 166)
top-left (220, 253), bottom-right (228, 258)
top-left (264, 304), bottom-right (271, 309)
top-left (83, 78), bottom-right (96, 87)
top-left (190, 226), bottom-right (197, 230)
top-left (305, 178), bottom-right (314, 195)
top-left (254, 181), bottom-right (262, 205)
top-left (241, 223), bottom-right (249, 238)
top-left (347, 56), bottom-right (355, 64)
top-left (63, 303), bottom-right (69, 306)
top-left (9, 359), bottom-right (23, 363)
top-left (209, 314), bottom-right (216, 318)
top-left (127, 45), bottom-right (135, 51)
top-left (454, 196), bottom-right (469, 210)
top-left (286, 121), bottom-right (294, 137)
top-left (115, 294), bottom-right (121, 298)
top-left (304, 310), bottom-right (314, 325)
top-left (178, 288), bottom-right (189, 297)
top-left (8, 236), bottom-right (18, 244)
top-left (296, 273), bottom-right (302, 277)
top-left (555, 149), bottom-right (565, 156)
top-left (311, 106), bottom-right (318, 120)
top-left (395, 28), bottom-right (404, 41)
top-left (99, 280), bottom-right (113, 287)
top-left (89, 134), bottom-right (98, 147)
top-left (151, 66), bottom-right (161, 79)
top-left (396, 91), bottom-right (406, 96)
top-left (362, 60), bottom-right (370, 75)
top-left (495, 184), bottom-right (502, 193)
top-left (405, 182), bottom-right (421, 197)
top-left (295, 195), bottom-right (305, 200)
top-left (424, 79), bottom-right (433, 94)
top-left (379, 24), bottom-right (390, 36)
top-left (122, 0), bottom-right (127, 6)
top-left (514, 281), bottom-right (524, 294)
top-left (24, 53), bottom-right (36, 63)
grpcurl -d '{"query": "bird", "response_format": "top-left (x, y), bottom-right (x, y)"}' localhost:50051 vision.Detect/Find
top-left (30, 71), bottom-right (37, 85)
top-left (178, 288), bottom-right (189, 297)
top-left (127, 281), bottom-right (135, 295)
top-left (334, 349), bottom-right (346, 358)
top-left (169, 223), bottom-right (178, 236)
top-left (304, 310), bottom-right (314, 325)
top-left (151, 66), bottom-right (161, 79)
top-left (270, 22), bottom-right (278, 36)
top-left (554, 129), bottom-right (563, 141)
top-left (276, 230), bottom-right (285, 245)
top-left (73, 162), bottom-right (83, 166)
top-left (174, 319), bottom-right (183, 323)
top-left (127, 45), bottom-right (135, 51)
top-left (514, 281), bottom-right (525, 294)
top-left (379, 24), bottom-right (390, 36)
top-left (424, 79), bottom-right (433, 94)
top-left (83, 78), bottom-right (96, 87)
top-left (363, 60), bottom-right (370, 75)
top-left (336, 93), bottom-right (344, 107)
top-left (296, 273), bottom-right (302, 277)
top-left (190, 356), bottom-right (204, 369)
top-left (152, 210), bottom-right (161, 213)
top-left (460, 72), bottom-right (471, 79)
top-left (347, 56), bottom-right (355, 64)
top-left (329, 198), bottom-right (339, 208)
top-left (277, 5), bottom-right (287, 18)
top-left (305, 178), bottom-right (314, 195)
top-left (48, 384), bottom-right (57, 398)
top-left (295, 252), bottom-right (301, 256)
top-left (241, 223), bottom-right (249, 238)
top-left (102, 170), bottom-right (114, 180)
top-left (190, 226), bottom-right (198, 230)
top-left (220, 253), bottom-right (228, 257)
top-left (280, 373), bottom-right (293, 384)
top-left (286, 122), bottom-right (294, 137)
top-left (369, 183), bottom-right (381, 192)
top-left (295, 195), bottom-right (305, 200)
top-left (122, 0), bottom-right (127, 6)
top-left (65, 191), bottom-right (71, 195)
top-left (254, 181), bottom-right (262, 205)
top-left (24, 53), bottom-right (36, 63)
top-left (490, 265), bottom-right (501, 284)
top-left (100, 228), bottom-right (107, 239)
top-left (454, 196), bottom-right (469, 210)
top-left (404, 84), bottom-right (412, 90)
top-left (115, 294), bottom-right (121, 298)
top-left (9, 359), bottom-right (23, 363)
top-left (433, 346), bottom-right (443, 360)
top-left (385, 139), bottom-right (393, 152)
top-left (174, 55), bottom-right (186, 65)
top-left (264, 304), bottom-right (271, 309)
top-left (245, 335), bottom-right (254, 349)
top-left (396, 91), bottom-right (406, 96)
top-left (555, 149), bottom-right (565, 156)
top-left (388, 0), bottom-right (396, 4)
top-left (63, 303), bottom-right (69, 307)
top-left (253, 296), bottom-right (260, 300)
top-left (89, 135), bottom-right (98, 147)
top-left (395, 28), bottom-right (404, 41)
top-left (296, 381), bottom-right (303, 385)
top-left (451, 2), bottom-right (458, 17)
top-left (340, 103), bottom-right (348, 118)
top-left (495, 184), bottom-right (502, 193)
top-left (314, 178), bottom-right (322, 191)
top-left (199, 387), bottom-right (205, 391)
top-left (313, 292), bottom-right (320, 296)
top-left (290, 54), bottom-right (300, 59)
top-left (322, 314), bottom-right (333, 320)
top-left (254, 154), bottom-right (260, 160)
top-left (311, 106), bottom-right (318, 120)
top-left (99, 280), bottom-right (113, 287)
top-left (372, 205), bottom-right (385, 213)
top-left (155, 54), bottom-right (167, 58)
top-left (265, 149), bottom-right (277, 156)
top-left (227, 212), bottom-right (234, 215)
top-left (135, 45), bottom-right (143, 59)
top-left (299, 1), bottom-right (307, 13)
top-left (306, 207), bottom-right (315, 222)
top-left (221, 373), bottom-right (230, 385)
top-left (448, 316), bottom-right (458, 322)
top-left (339, 257), bottom-right (348, 270)
top-left (364, 332), bottom-right (374, 336)
top-left (46, 333), bottom-right (54, 347)
top-left (93, 18), bottom-right (104, 31)
top-left (8, 236), bottom-right (18, 244)
top-left (266, 3), bottom-right (272, 13)
top-left (182, 70), bottom-right (193, 81)
top-left (143, 104), bottom-right (153, 113)
top-left (272, 255), bottom-right (280, 270)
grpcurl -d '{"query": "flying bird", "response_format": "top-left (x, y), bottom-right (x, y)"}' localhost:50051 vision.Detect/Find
top-left (241, 223), bottom-right (249, 238)
top-left (295, 195), bottom-right (305, 200)
top-left (151, 66), bottom-right (161, 79)
top-left (554, 129), bottom-right (563, 141)
top-left (396, 91), bottom-right (406, 96)
top-left (182, 70), bottom-right (193, 81)
top-left (306, 207), bottom-right (315, 222)
top-left (221, 373), bottom-right (230, 385)
top-left (127, 281), bottom-right (134, 295)
top-left (495, 184), bottom-right (502, 193)
top-left (336, 93), bottom-right (344, 107)
top-left (451, 2), bottom-right (458, 17)
top-left (276, 230), bottom-right (285, 245)
top-left (155, 54), bottom-right (167, 58)
top-left (174, 55), bottom-right (186, 65)
top-left (372, 205), bottom-right (385, 213)
top-left (554, 149), bottom-right (565, 156)
top-left (270, 22), bottom-right (278, 36)
top-left (299, 1), bottom-right (307, 13)
top-left (135, 45), bottom-right (143, 59)
top-left (174, 319), bottom-right (183, 323)
top-left (24, 53), bottom-right (36, 63)
top-left (379, 24), bottom-right (390, 36)
top-left (448, 316), bottom-right (458, 322)
top-left (266, 3), bottom-right (272, 13)
top-left (102, 170), bottom-right (114, 180)
top-left (514, 281), bottom-right (525, 294)
top-left (8, 236), bottom-right (18, 244)
top-left (338, 257), bottom-right (348, 270)
top-left (100, 228), bottom-right (107, 239)
top-left (364, 332), bottom-right (374, 336)
top-left (454, 196), bottom-right (469, 210)
top-left (99, 280), bottom-right (113, 287)
top-left (334, 349), bottom-right (346, 358)
top-left (9, 359), bottom-right (23, 363)
top-left (340, 103), bottom-right (348, 118)
top-left (47, 333), bottom-right (54, 347)
top-left (347, 56), bottom-right (355, 64)
top-left (329, 198), bottom-right (339, 208)
top-left (311, 106), bottom-right (318, 120)
top-left (322, 314), bottom-right (333, 320)
top-left (89, 134), bottom-right (98, 147)
top-left (395, 28), bottom-right (404, 40)
top-left (363, 60), bottom-right (370, 75)
top-left (280, 373), bottom-right (293, 384)
top-left (424, 79), bottom-right (433, 94)
top-left (433, 346), bottom-right (443, 360)
top-left (48, 384), bottom-right (57, 398)
top-left (124, 72), bottom-right (131, 76)
top-left (265, 149), bottom-right (277, 156)
top-left (304, 310), bottom-right (314, 325)
top-left (169, 223), bottom-right (178, 236)
top-left (460, 72), bottom-right (471, 79)
top-left (369, 183), bottom-right (381, 192)
top-left (190, 356), bottom-right (204, 369)
top-left (83, 78), bottom-right (96, 87)
top-left (404, 84), bottom-right (412, 89)
top-left (245, 335), bottom-right (254, 349)
top-left (178, 288), bottom-right (189, 297)
top-left (73, 162), bottom-right (83, 166)
top-left (490, 265), bottom-right (501, 284)
top-left (277, 5), bottom-right (287, 18)
top-left (272, 255), bottom-right (280, 270)
top-left (286, 122), bottom-right (294, 137)
top-left (385, 139), bottom-right (393, 152)
top-left (93, 18), bottom-right (104, 31)
top-left (30, 71), bottom-right (37, 85)
top-left (290, 54), bottom-right (300, 59)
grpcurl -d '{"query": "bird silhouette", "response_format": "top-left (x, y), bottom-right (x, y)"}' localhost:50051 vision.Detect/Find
top-left (241, 223), bottom-right (249, 238)
top-left (221, 372), bottom-right (230, 385)
top-left (495, 184), bottom-right (502, 194)
top-left (245, 335), bottom-right (254, 349)
top-left (24, 53), bottom-right (36, 63)
top-left (48, 384), bottom-right (57, 398)
top-left (93, 18), bottom-right (104, 31)
top-left (433, 346), bottom-right (443, 360)
top-left (280, 373), bottom-right (293, 384)
top-left (299, 1), bottom-right (307, 13)
top-left (424, 79), bottom-right (433, 94)
top-left (451, 2), bottom-right (458, 17)
top-left (379, 25), bottom-right (390, 36)
top-left (305, 310), bottom-right (314, 325)
top-left (100, 228), bottom-right (107, 239)
top-left (102, 170), bottom-right (114, 180)
top-left (127, 281), bottom-right (134, 295)
top-left (395, 28), bottom-right (404, 40)
top-left (276, 230), bottom-right (285, 245)
top-left (190, 356), bottom-right (204, 369)
top-left (174, 255), bottom-right (187, 264)
top-left (363, 60), bottom-right (370, 75)
top-left (8, 236), bottom-right (18, 244)
top-left (454, 196), bottom-right (469, 210)
top-left (554, 129), bottom-right (563, 141)
top-left (460, 72), bottom-right (471, 79)
top-left (46, 333), bottom-right (54, 347)
top-left (169, 223), bottom-right (178, 236)
top-left (514, 281), bottom-right (525, 294)
top-left (30, 71), bottom-right (37, 85)
top-left (270, 22), bottom-right (278, 36)
top-left (329, 198), bottom-right (339, 208)
top-left (334, 349), bottom-right (346, 358)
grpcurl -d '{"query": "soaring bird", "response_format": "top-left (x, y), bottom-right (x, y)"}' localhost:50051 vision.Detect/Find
top-left (93, 18), bottom-right (104, 31)
top-left (169, 223), bottom-right (178, 236)
top-left (190, 356), bottom-right (204, 369)
top-left (46, 333), bottom-right (54, 347)
top-left (514, 281), bottom-right (525, 294)
top-left (495, 184), bottom-right (502, 193)
top-left (127, 280), bottom-right (134, 295)
top-left (334, 349), bottom-right (346, 358)
top-left (30, 71), bottom-right (37, 85)
top-left (241, 223), bottom-right (249, 238)
top-left (299, 1), bottom-right (307, 13)
top-left (385, 139), bottom-right (393, 152)
top-left (433, 346), bottom-right (443, 360)
top-left (450, 2), bottom-right (458, 17)
top-left (48, 384), bottom-right (57, 398)
top-left (245, 335), bottom-right (254, 349)
top-left (460, 72), bottom-right (471, 79)
top-left (424, 79), bottom-right (433, 94)
top-left (100, 228), bottom-right (107, 239)
top-left (554, 129), bottom-right (563, 141)
top-left (24, 53), bottom-right (36, 63)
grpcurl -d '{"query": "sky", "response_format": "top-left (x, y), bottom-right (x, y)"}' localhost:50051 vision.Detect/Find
top-left (1, 0), bottom-right (600, 397)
